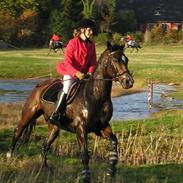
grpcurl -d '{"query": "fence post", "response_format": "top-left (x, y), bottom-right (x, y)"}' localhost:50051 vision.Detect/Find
top-left (147, 80), bottom-right (153, 110)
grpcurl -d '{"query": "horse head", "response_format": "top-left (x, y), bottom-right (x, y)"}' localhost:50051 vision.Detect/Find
top-left (104, 41), bottom-right (134, 89)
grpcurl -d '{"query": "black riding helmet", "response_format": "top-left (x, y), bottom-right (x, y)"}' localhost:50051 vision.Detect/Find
top-left (77, 19), bottom-right (95, 29)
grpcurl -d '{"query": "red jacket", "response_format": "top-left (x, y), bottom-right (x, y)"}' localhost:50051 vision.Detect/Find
top-left (126, 35), bottom-right (132, 42)
top-left (57, 37), bottom-right (97, 77)
top-left (51, 34), bottom-right (60, 41)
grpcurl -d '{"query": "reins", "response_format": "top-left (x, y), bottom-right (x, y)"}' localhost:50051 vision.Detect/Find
top-left (107, 50), bottom-right (129, 81)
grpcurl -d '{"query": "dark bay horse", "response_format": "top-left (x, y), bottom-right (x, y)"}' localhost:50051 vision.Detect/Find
top-left (7, 42), bottom-right (134, 182)
top-left (47, 41), bottom-right (66, 55)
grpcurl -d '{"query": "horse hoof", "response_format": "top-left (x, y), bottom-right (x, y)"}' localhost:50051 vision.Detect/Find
top-left (81, 169), bottom-right (91, 183)
top-left (106, 167), bottom-right (115, 177)
top-left (6, 152), bottom-right (12, 160)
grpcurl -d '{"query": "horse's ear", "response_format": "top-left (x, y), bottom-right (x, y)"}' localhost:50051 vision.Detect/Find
top-left (121, 44), bottom-right (125, 50)
top-left (106, 41), bottom-right (112, 51)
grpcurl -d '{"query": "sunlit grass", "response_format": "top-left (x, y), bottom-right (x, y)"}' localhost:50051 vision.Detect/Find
top-left (1, 45), bottom-right (183, 181)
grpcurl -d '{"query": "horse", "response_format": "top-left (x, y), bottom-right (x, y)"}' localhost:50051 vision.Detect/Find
top-left (7, 41), bottom-right (134, 182)
top-left (121, 37), bottom-right (141, 53)
top-left (47, 41), bottom-right (66, 55)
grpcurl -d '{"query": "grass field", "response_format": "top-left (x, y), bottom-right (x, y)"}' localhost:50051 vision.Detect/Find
top-left (1, 45), bottom-right (183, 182)
top-left (1, 44), bottom-right (183, 96)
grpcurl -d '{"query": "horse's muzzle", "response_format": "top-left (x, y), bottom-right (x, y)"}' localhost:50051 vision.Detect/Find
top-left (120, 74), bottom-right (134, 89)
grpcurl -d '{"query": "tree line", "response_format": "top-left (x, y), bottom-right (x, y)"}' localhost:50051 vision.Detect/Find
top-left (0, 0), bottom-right (183, 47)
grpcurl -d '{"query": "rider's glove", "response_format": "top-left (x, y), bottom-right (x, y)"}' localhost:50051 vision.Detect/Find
top-left (76, 71), bottom-right (85, 80)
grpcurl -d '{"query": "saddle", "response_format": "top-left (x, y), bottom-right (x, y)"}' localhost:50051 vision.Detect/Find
top-left (42, 79), bottom-right (81, 105)
top-left (53, 41), bottom-right (64, 49)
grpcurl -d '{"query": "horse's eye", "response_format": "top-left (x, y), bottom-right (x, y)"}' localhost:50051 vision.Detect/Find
top-left (121, 55), bottom-right (128, 63)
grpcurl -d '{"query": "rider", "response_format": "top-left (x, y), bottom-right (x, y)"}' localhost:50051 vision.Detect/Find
top-left (49, 33), bottom-right (63, 47)
top-left (126, 34), bottom-right (133, 46)
top-left (49, 19), bottom-right (97, 123)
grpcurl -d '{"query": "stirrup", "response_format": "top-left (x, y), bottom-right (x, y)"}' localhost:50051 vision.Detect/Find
top-left (49, 112), bottom-right (61, 123)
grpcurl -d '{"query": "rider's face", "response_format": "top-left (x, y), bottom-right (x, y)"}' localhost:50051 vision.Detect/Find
top-left (84, 27), bottom-right (93, 38)
top-left (80, 27), bottom-right (93, 39)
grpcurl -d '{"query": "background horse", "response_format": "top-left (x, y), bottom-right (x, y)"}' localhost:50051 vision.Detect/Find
top-left (121, 37), bottom-right (141, 53)
top-left (7, 42), bottom-right (134, 182)
top-left (47, 41), bottom-right (66, 55)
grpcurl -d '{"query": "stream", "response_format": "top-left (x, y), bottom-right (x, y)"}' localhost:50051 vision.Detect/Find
top-left (1, 79), bottom-right (183, 120)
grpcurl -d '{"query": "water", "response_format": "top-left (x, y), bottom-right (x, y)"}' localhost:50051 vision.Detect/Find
top-left (1, 79), bottom-right (183, 120)
top-left (0, 79), bottom-right (42, 103)
top-left (112, 85), bottom-right (183, 120)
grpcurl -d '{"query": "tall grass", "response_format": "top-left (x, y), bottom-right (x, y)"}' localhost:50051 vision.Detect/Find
top-left (1, 121), bottom-right (183, 182)
top-left (1, 103), bottom-right (183, 165)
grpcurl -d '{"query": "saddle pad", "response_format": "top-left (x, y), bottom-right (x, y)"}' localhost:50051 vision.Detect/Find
top-left (42, 80), bottom-right (63, 103)
top-left (42, 79), bottom-right (81, 104)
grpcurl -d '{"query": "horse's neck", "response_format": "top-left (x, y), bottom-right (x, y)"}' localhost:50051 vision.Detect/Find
top-left (90, 59), bottom-right (113, 101)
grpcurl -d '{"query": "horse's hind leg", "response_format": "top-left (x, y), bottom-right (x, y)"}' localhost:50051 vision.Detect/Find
top-left (47, 48), bottom-right (52, 55)
top-left (99, 125), bottom-right (118, 177)
top-left (130, 48), bottom-right (134, 53)
top-left (6, 105), bottom-right (40, 159)
top-left (41, 125), bottom-right (60, 168)
top-left (136, 47), bottom-right (138, 53)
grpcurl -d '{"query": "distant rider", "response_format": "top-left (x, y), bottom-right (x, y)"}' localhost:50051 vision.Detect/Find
top-left (49, 34), bottom-right (63, 48)
top-left (126, 34), bottom-right (133, 47)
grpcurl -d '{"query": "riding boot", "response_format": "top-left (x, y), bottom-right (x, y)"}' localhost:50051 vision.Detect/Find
top-left (49, 91), bottom-right (67, 123)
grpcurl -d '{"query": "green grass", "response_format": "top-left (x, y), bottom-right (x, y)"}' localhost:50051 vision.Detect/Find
top-left (0, 49), bottom-right (61, 78)
top-left (1, 109), bottom-right (183, 182)
top-left (1, 45), bottom-right (183, 82)
top-left (126, 45), bottom-right (183, 84)
top-left (1, 45), bottom-right (183, 182)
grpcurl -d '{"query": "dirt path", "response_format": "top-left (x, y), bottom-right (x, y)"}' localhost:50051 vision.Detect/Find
top-left (111, 82), bottom-right (143, 97)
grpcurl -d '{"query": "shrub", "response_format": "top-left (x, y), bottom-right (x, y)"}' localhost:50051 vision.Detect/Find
top-left (144, 30), bottom-right (152, 44)
top-left (131, 31), bottom-right (143, 42)
top-left (165, 30), bottom-right (179, 44)
top-left (150, 26), bottom-right (164, 44)
top-left (94, 33), bottom-right (111, 44)
top-left (112, 32), bottom-right (122, 44)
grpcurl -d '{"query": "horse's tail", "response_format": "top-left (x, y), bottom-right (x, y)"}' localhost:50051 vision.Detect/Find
top-left (20, 119), bottom-right (36, 146)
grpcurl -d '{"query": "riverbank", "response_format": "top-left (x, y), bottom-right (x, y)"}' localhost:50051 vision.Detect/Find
top-left (111, 79), bottom-right (144, 97)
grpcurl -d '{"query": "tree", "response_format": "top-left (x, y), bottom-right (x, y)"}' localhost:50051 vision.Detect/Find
top-left (81, 0), bottom-right (95, 19)
top-left (59, 0), bottom-right (83, 41)
top-left (0, 0), bottom-right (42, 46)
top-left (0, 9), bottom-right (16, 41)
top-left (112, 9), bottom-right (137, 33)
top-left (16, 9), bottom-right (39, 46)
top-left (97, 0), bottom-right (116, 33)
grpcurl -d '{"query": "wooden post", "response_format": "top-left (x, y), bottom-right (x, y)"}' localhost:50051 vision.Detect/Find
top-left (147, 80), bottom-right (153, 110)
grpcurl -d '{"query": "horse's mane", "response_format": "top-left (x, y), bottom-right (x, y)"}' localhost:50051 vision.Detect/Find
top-left (110, 44), bottom-right (124, 52)
top-left (92, 43), bottom-right (125, 75)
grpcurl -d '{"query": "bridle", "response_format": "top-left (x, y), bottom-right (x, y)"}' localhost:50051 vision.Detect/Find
top-left (107, 51), bottom-right (129, 81)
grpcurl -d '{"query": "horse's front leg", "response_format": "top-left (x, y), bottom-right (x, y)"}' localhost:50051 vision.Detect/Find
top-left (100, 125), bottom-right (118, 177)
top-left (76, 125), bottom-right (91, 183)
top-left (130, 48), bottom-right (134, 53)
top-left (41, 124), bottom-right (60, 168)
